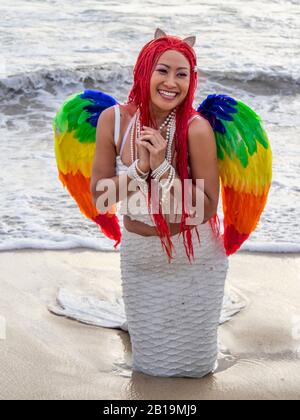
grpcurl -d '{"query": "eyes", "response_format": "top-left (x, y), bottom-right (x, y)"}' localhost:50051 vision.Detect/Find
top-left (157, 69), bottom-right (188, 78)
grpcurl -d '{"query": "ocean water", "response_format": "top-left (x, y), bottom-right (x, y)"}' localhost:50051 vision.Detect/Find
top-left (0, 0), bottom-right (299, 253)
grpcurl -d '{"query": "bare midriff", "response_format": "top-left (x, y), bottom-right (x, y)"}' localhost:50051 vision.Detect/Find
top-left (123, 214), bottom-right (197, 237)
top-left (117, 103), bottom-right (196, 238)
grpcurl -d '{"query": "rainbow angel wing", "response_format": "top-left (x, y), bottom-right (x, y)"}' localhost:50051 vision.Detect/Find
top-left (197, 94), bottom-right (272, 255)
top-left (53, 89), bottom-right (122, 248)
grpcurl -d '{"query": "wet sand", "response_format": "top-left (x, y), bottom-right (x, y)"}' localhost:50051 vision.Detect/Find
top-left (0, 249), bottom-right (299, 400)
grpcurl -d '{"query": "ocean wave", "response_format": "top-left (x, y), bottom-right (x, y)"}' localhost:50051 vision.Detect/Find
top-left (0, 237), bottom-right (117, 252)
top-left (0, 63), bottom-right (132, 100)
top-left (239, 241), bottom-right (300, 253)
top-left (0, 237), bottom-right (299, 254)
top-left (205, 67), bottom-right (300, 93)
top-left (0, 64), bottom-right (299, 100)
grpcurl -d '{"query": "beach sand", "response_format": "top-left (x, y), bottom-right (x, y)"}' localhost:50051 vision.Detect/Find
top-left (0, 249), bottom-right (299, 400)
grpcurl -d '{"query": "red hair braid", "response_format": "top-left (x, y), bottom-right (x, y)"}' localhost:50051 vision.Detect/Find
top-left (126, 34), bottom-right (220, 263)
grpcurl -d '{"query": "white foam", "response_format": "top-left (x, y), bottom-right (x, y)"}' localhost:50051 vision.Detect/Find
top-left (0, 237), bottom-right (117, 253)
top-left (1, 237), bottom-right (299, 254)
top-left (239, 241), bottom-right (300, 254)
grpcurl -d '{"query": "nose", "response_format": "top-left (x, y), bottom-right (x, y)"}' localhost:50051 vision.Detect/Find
top-left (163, 73), bottom-right (177, 89)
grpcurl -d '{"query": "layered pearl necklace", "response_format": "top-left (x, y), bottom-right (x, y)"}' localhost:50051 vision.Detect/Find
top-left (130, 108), bottom-right (176, 165)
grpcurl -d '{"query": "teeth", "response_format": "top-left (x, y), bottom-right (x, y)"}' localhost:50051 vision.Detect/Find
top-left (158, 90), bottom-right (177, 97)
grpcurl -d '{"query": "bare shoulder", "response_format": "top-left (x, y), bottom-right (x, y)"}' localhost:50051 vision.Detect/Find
top-left (188, 118), bottom-right (216, 151)
top-left (188, 115), bottom-right (217, 159)
top-left (188, 115), bottom-right (215, 142)
top-left (96, 105), bottom-right (115, 134)
top-left (91, 105), bottom-right (117, 188)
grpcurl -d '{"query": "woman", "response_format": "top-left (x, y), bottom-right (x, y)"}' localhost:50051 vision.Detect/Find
top-left (90, 29), bottom-right (229, 378)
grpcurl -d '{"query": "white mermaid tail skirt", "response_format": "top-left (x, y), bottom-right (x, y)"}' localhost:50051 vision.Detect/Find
top-left (120, 222), bottom-right (229, 378)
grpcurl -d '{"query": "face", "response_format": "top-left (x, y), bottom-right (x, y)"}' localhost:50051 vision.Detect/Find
top-left (149, 49), bottom-right (191, 113)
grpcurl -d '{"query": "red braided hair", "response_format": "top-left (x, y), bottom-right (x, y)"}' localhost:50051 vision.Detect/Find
top-left (126, 34), bottom-right (220, 263)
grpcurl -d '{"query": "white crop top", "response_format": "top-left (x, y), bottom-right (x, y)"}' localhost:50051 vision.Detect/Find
top-left (113, 104), bottom-right (203, 226)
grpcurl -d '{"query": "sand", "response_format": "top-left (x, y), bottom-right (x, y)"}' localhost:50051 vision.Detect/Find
top-left (0, 248), bottom-right (299, 400)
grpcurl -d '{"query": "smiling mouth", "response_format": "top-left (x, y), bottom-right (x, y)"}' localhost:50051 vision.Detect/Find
top-left (157, 90), bottom-right (179, 100)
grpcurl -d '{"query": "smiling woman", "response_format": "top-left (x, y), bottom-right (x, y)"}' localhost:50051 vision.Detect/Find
top-left (150, 50), bottom-right (191, 119)
top-left (53, 27), bottom-right (271, 379)
top-left (89, 28), bottom-right (229, 378)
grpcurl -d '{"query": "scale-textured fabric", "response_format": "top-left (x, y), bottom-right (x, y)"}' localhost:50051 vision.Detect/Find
top-left (120, 222), bottom-right (229, 378)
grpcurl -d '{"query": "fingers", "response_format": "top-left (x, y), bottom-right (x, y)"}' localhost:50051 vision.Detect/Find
top-left (139, 134), bottom-right (159, 148)
top-left (138, 137), bottom-right (166, 156)
top-left (140, 132), bottom-right (167, 150)
top-left (137, 139), bottom-right (156, 154)
top-left (141, 127), bottom-right (167, 147)
top-left (137, 126), bottom-right (168, 161)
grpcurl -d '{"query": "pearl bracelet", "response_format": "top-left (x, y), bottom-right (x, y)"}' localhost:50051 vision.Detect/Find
top-left (128, 159), bottom-right (148, 180)
top-left (151, 159), bottom-right (170, 182)
top-left (136, 160), bottom-right (150, 178)
top-left (127, 159), bottom-right (149, 195)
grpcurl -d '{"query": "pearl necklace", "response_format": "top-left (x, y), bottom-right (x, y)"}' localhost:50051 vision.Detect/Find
top-left (130, 108), bottom-right (176, 165)
top-left (158, 109), bottom-right (176, 131)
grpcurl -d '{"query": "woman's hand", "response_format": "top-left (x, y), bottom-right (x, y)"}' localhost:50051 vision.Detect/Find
top-left (136, 126), bottom-right (167, 171)
top-left (136, 130), bottom-right (151, 173)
